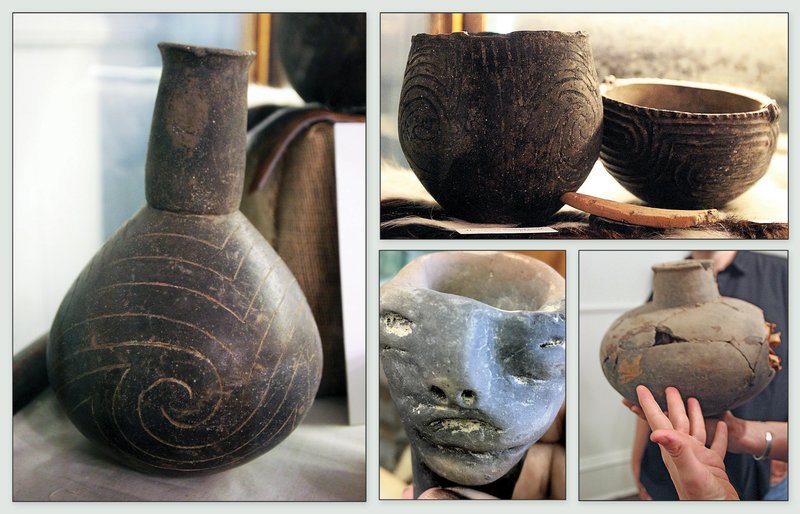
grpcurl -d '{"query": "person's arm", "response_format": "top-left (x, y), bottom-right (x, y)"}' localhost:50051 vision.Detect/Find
top-left (631, 416), bottom-right (652, 500)
top-left (709, 414), bottom-right (787, 462)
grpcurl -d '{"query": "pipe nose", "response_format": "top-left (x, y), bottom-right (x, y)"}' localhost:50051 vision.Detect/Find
top-left (428, 384), bottom-right (478, 408)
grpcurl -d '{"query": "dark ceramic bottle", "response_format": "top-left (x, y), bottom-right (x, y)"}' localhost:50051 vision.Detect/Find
top-left (47, 42), bottom-right (322, 475)
top-left (600, 260), bottom-right (777, 416)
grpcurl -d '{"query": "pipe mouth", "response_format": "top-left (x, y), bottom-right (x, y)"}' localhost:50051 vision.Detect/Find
top-left (387, 251), bottom-right (564, 313)
top-left (158, 41), bottom-right (255, 60)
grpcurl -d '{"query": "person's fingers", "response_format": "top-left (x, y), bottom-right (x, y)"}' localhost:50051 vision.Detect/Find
top-left (402, 485), bottom-right (414, 499)
top-left (417, 488), bottom-right (466, 500)
top-left (651, 429), bottom-right (701, 474)
top-left (622, 398), bottom-right (646, 420)
top-left (636, 385), bottom-right (672, 431)
top-left (665, 387), bottom-right (690, 434)
top-left (443, 487), bottom-right (498, 500)
top-left (512, 442), bottom-right (566, 500)
top-left (514, 443), bottom-right (554, 499)
top-left (720, 411), bottom-right (734, 422)
top-left (539, 400), bottom-right (565, 443)
top-left (687, 397), bottom-right (706, 443)
top-left (549, 444), bottom-right (566, 500)
top-left (709, 421), bottom-right (728, 460)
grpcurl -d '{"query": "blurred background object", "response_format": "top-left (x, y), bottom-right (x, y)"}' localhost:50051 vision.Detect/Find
top-left (273, 13), bottom-right (366, 112)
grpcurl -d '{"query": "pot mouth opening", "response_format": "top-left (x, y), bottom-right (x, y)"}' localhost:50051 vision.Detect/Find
top-left (652, 259), bottom-right (714, 272)
top-left (604, 79), bottom-right (773, 116)
top-left (158, 41), bottom-right (256, 60)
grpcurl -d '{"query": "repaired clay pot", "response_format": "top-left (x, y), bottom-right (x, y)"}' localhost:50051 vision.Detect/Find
top-left (600, 77), bottom-right (780, 209)
top-left (274, 13), bottom-right (366, 112)
top-left (398, 31), bottom-right (602, 225)
top-left (47, 42), bottom-right (322, 475)
top-left (600, 259), bottom-right (776, 416)
top-left (380, 251), bottom-right (565, 495)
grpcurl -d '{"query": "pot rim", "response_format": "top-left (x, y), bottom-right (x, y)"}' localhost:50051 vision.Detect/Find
top-left (601, 77), bottom-right (779, 121)
top-left (651, 259), bottom-right (714, 272)
top-left (158, 41), bottom-right (256, 60)
top-left (412, 29), bottom-right (588, 42)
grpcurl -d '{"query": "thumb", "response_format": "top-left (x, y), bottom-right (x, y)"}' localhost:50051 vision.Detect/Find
top-left (709, 421), bottom-right (728, 459)
top-left (651, 430), bottom-right (694, 465)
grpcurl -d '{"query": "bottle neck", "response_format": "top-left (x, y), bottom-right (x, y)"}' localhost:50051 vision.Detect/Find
top-left (651, 260), bottom-right (720, 309)
top-left (145, 42), bottom-right (254, 215)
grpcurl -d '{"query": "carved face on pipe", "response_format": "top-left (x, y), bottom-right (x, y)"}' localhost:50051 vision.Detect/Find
top-left (379, 251), bottom-right (565, 486)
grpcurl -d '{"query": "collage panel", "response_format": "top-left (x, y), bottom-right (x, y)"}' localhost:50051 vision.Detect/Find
top-left (579, 250), bottom-right (788, 501)
top-left (380, 13), bottom-right (788, 239)
top-left (12, 12), bottom-right (365, 501)
top-left (379, 250), bottom-right (566, 499)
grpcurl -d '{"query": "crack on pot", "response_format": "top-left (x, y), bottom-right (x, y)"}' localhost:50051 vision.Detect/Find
top-left (617, 325), bottom-right (657, 349)
top-left (725, 339), bottom-right (757, 375)
top-left (655, 308), bottom-right (691, 327)
top-left (653, 326), bottom-right (688, 346)
top-left (719, 302), bottom-right (742, 312)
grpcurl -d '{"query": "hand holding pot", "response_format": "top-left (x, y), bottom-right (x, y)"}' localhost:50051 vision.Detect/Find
top-left (624, 396), bottom-right (788, 461)
top-left (636, 385), bottom-right (739, 501)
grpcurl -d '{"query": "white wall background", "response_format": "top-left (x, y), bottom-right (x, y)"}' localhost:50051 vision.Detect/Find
top-left (578, 250), bottom-right (787, 499)
top-left (14, 15), bottom-right (107, 351)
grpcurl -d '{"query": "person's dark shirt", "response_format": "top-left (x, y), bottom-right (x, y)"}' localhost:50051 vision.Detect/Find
top-left (639, 251), bottom-right (789, 501)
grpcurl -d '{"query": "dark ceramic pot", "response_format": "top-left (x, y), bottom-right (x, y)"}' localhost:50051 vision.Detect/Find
top-left (47, 43), bottom-right (323, 476)
top-left (380, 251), bottom-right (565, 494)
top-left (600, 260), bottom-right (776, 416)
top-left (601, 78), bottom-right (780, 209)
top-left (274, 13), bottom-right (366, 112)
top-left (397, 31), bottom-right (602, 225)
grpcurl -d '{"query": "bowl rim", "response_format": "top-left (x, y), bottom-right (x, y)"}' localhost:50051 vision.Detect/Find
top-left (601, 77), bottom-right (779, 121)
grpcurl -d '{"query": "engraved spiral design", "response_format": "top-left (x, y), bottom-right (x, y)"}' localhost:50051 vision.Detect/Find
top-left (601, 98), bottom-right (779, 208)
top-left (522, 47), bottom-right (602, 189)
top-left (398, 33), bottom-right (602, 224)
top-left (48, 207), bottom-right (322, 474)
top-left (398, 42), bottom-right (451, 184)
